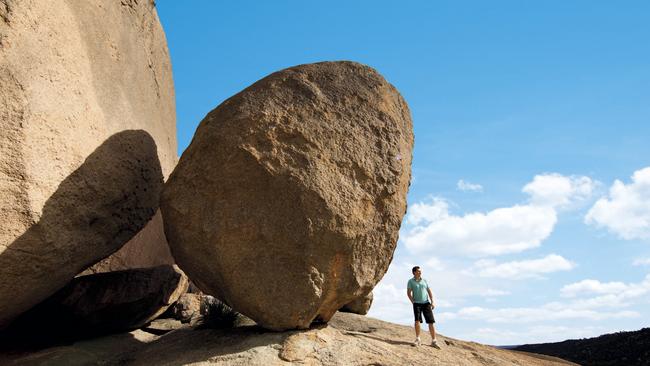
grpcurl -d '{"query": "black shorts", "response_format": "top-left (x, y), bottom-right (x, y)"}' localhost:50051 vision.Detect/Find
top-left (413, 302), bottom-right (435, 324)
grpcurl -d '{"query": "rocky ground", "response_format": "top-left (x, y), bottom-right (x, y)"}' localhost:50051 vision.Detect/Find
top-left (1, 312), bottom-right (576, 366)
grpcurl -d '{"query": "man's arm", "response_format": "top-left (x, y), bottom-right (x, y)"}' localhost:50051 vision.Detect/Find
top-left (427, 287), bottom-right (435, 308)
top-left (407, 288), bottom-right (414, 303)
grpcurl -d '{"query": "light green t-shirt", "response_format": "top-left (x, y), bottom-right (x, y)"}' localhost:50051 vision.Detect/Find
top-left (407, 277), bottom-right (429, 304)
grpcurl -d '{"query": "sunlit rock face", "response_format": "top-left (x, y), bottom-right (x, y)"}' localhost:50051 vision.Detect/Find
top-left (0, 0), bottom-right (177, 328)
top-left (162, 61), bottom-right (413, 330)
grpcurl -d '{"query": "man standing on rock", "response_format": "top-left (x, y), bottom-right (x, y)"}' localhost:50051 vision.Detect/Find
top-left (407, 266), bottom-right (441, 349)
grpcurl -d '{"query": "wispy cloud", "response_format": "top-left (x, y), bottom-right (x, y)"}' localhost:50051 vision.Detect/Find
top-left (459, 325), bottom-right (606, 345)
top-left (481, 289), bottom-right (510, 297)
top-left (470, 254), bottom-right (575, 279)
top-left (457, 179), bottom-right (483, 192)
top-left (448, 303), bottom-right (639, 323)
top-left (560, 275), bottom-right (650, 299)
top-left (586, 167), bottom-right (650, 240)
top-left (633, 258), bottom-right (650, 266)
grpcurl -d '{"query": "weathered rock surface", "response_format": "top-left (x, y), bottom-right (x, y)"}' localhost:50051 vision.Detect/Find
top-left (340, 291), bottom-right (373, 315)
top-left (0, 312), bottom-right (578, 366)
top-left (162, 61), bottom-right (414, 330)
top-left (81, 211), bottom-right (175, 276)
top-left (0, 0), bottom-right (176, 327)
top-left (2, 265), bottom-right (188, 341)
top-left (166, 293), bottom-right (203, 323)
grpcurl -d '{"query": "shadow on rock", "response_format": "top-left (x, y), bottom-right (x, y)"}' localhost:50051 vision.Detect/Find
top-left (0, 265), bottom-right (187, 352)
top-left (122, 325), bottom-right (291, 366)
top-left (0, 130), bottom-right (163, 331)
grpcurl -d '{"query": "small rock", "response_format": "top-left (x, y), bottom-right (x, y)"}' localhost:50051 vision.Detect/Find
top-left (166, 293), bottom-right (202, 323)
top-left (340, 291), bottom-right (373, 315)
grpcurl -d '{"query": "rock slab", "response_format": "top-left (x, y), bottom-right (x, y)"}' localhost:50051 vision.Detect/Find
top-left (162, 61), bottom-right (413, 330)
top-left (0, 0), bottom-right (176, 327)
top-left (0, 312), bottom-right (579, 366)
top-left (2, 265), bottom-right (188, 341)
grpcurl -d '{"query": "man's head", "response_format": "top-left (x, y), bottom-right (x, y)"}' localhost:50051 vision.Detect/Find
top-left (412, 266), bottom-right (421, 278)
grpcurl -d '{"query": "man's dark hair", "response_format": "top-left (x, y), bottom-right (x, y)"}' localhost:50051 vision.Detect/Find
top-left (412, 266), bottom-right (420, 274)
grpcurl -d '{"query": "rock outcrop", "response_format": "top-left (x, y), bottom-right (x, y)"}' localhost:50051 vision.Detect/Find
top-left (162, 61), bottom-right (413, 330)
top-left (0, 0), bottom-right (177, 327)
top-left (2, 265), bottom-right (187, 341)
top-left (167, 293), bottom-right (202, 323)
top-left (0, 312), bottom-right (578, 366)
top-left (340, 291), bottom-right (373, 315)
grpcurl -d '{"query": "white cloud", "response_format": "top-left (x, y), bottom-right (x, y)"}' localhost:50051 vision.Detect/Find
top-left (406, 198), bottom-right (449, 226)
top-left (441, 275), bottom-right (650, 328)
top-left (560, 275), bottom-right (650, 299)
top-left (403, 202), bottom-right (557, 257)
top-left (585, 167), bottom-right (650, 240)
top-left (481, 289), bottom-right (510, 297)
top-left (471, 254), bottom-right (575, 279)
top-left (425, 256), bottom-right (444, 269)
top-left (461, 325), bottom-right (605, 345)
top-left (561, 279), bottom-right (629, 297)
top-left (403, 173), bottom-right (594, 257)
top-left (457, 179), bottom-right (483, 192)
top-left (451, 304), bottom-right (638, 324)
top-left (633, 258), bottom-right (650, 266)
top-left (367, 282), bottom-right (413, 325)
top-left (523, 173), bottom-right (596, 209)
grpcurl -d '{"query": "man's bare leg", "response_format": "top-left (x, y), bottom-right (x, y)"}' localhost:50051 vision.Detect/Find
top-left (429, 323), bottom-right (441, 348)
top-left (414, 321), bottom-right (421, 345)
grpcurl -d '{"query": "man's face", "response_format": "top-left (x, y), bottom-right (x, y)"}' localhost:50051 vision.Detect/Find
top-left (414, 268), bottom-right (422, 278)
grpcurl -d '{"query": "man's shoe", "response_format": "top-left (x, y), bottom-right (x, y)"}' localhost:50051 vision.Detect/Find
top-left (413, 337), bottom-right (421, 346)
top-left (431, 340), bottom-right (441, 349)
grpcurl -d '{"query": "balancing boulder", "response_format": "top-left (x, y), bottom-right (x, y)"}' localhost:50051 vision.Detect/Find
top-left (162, 61), bottom-right (413, 330)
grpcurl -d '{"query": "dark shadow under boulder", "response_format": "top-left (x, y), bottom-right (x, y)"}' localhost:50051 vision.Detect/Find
top-left (0, 265), bottom-right (187, 349)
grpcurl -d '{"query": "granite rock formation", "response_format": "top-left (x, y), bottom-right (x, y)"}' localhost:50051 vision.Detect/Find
top-left (166, 293), bottom-right (203, 323)
top-left (2, 265), bottom-right (188, 342)
top-left (340, 291), bottom-right (373, 315)
top-left (0, 0), bottom-right (176, 327)
top-left (0, 312), bottom-right (578, 366)
top-left (162, 61), bottom-right (413, 330)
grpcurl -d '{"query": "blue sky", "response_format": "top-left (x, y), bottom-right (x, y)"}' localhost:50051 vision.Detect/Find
top-left (157, 1), bottom-right (650, 344)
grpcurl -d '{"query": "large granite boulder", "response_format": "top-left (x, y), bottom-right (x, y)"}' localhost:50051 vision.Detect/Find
top-left (0, 1), bottom-right (176, 328)
top-left (162, 61), bottom-right (413, 330)
top-left (2, 265), bottom-right (188, 341)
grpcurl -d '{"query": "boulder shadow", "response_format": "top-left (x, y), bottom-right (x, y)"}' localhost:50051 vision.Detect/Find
top-left (118, 324), bottom-right (298, 365)
top-left (0, 130), bottom-right (163, 341)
